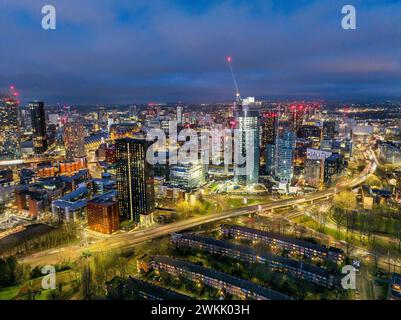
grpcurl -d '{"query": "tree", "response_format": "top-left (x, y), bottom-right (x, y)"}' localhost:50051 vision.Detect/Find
top-left (365, 175), bottom-right (383, 188)
top-left (334, 189), bottom-right (357, 233)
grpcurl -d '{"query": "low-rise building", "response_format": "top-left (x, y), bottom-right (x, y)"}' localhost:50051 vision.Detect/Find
top-left (171, 233), bottom-right (338, 288)
top-left (87, 194), bottom-right (119, 235)
top-left (106, 276), bottom-right (191, 300)
top-left (139, 255), bottom-right (291, 300)
top-left (221, 225), bottom-right (344, 264)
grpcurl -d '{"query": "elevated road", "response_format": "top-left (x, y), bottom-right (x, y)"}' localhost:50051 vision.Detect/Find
top-left (20, 150), bottom-right (376, 267)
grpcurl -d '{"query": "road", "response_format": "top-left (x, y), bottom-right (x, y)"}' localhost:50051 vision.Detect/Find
top-left (20, 148), bottom-right (376, 267)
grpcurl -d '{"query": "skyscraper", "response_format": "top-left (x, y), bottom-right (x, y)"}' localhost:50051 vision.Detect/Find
top-left (261, 113), bottom-right (278, 174)
top-left (323, 121), bottom-right (337, 140)
top-left (115, 138), bottom-right (155, 226)
top-left (0, 91), bottom-right (20, 160)
top-left (234, 97), bottom-right (260, 185)
top-left (64, 121), bottom-right (86, 161)
top-left (29, 101), bottom-right (48, 154)
top-left (177, 106), bottom-right (183, 125)
top-left (276, 121), bottom-right (295, 183)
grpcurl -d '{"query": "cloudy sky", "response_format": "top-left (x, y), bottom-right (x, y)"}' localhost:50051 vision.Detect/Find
top-left (1, 0), bottom-right (401, 104)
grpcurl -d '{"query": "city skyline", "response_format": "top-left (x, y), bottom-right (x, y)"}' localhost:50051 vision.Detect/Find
top-left (2, 0), bottom-right (401, 104)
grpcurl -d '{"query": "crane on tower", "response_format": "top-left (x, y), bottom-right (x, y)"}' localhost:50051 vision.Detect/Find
top-left (227, 56), bottom-right (241, 104)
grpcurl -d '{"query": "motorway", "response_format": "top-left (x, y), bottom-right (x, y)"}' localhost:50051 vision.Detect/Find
top-left (20, 150), bottom-right (376, 267)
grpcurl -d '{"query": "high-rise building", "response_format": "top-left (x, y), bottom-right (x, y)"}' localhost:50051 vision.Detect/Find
top-left (177, 106), bottom-right (183, 125)
top-left (29, 101), bottom-right (48, 154)
top-left (289, 105), bottom-right (305, 132)
top-left (276, 121), bottom-right (295, 183)
top-left (304, 159), bottom-right (323, 188)
top-left (87, 197), bottom-right (119, 235)
top-left (170, 160), bottom-right (205, 190)
top-left (324, 154), bottom-right (343, 184)
top-left (261, 113), bottom-right (278, 174)
top-left (64, 121), bottom-right (86, 161)
top-left (0, 92), bottom-right (20, 160)
top-left (234, 98), bottom-right (260, 185)
top-left (323, 121), bottom-right (337, 140)
top-left (297, 125), bottom-right (322, 141)
top-left (115, 138), bottom-right (155, 226)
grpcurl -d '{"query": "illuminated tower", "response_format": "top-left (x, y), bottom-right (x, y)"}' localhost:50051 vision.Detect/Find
top-left (262, 112), bottom-right (278, 174)
top-left (115, 138), bottom-right (155, 226)
top-left (64, 121), bottom-right (86, 161)
top-left (0, 86), bottom-right (21, 160)
top-left (276, 121), bottom-right (295, 183)
top-left (29, 101), bottom-right (48, 154)
top-left (235, 97), bottom-right (260, 185)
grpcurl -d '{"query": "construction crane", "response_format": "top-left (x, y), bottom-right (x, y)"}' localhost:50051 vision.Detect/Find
top-left (226, 56), bottom-right (242, 105)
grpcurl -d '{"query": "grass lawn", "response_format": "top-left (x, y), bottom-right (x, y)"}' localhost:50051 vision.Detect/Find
top-left (0, 285), bottom-right (20, 300)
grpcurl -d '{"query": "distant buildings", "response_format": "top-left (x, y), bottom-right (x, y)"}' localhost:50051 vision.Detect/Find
top-left (115, 138), bottom-right (155, 226)
top-left (322, 121), bottom-right (337, 140)
top-left (29, 101), bottom-right (47, 154)
top-left (64, 121), bottom-right (86, 161)
top-left (378, 141), bottom-right (401, 165)
top-left (0, 93), bottom-right (20, 160)
top-left (297, 124), bottom-right (322, 140)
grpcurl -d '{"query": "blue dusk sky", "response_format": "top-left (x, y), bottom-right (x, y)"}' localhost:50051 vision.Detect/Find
top-left (1, 0), bottom-right (401, 104)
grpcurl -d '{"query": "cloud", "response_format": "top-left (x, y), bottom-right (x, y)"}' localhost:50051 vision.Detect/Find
top-left (0, 0), bottom-right (400, 103)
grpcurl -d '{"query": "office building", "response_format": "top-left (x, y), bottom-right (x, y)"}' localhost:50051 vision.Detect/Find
top-left (87, 196), bottom-right (119, 235)
top-left (323, 121), bottom-right (337, 139)
top-left (297, 125), bottom-right (322, 141)
top-left (170, 160), bottom-right (205, 190)
top-left (29, 101), bottom-right (48, 154)
top-left (115, 138), bottom-right (155, 226)
top-left (0, 92), bottom-right (20, 160)
top-left (234, 97), bottom-right (260, 185)
top-left (324, 154), bottom-right (343, 184)
top-left (261, 113), bottom-right (278, 173)
top-left (64, 121), bottom-right (86, 161)
top-left (276, 121), bottom-right (295, 183)
top-left (304, 159), bottom-right (323, 188)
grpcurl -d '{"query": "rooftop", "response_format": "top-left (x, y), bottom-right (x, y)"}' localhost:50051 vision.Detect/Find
top-left (151, 255), bottom-right (291, 300)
